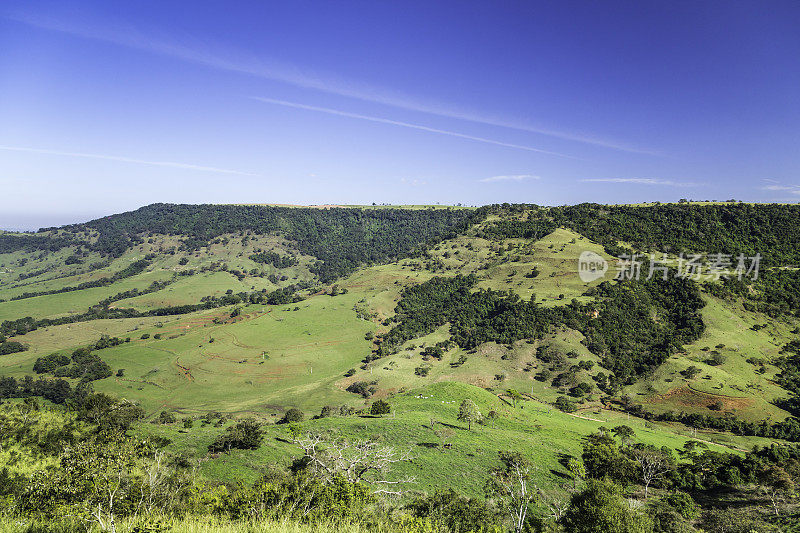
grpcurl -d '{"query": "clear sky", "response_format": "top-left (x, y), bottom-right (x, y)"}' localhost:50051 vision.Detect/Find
top-left (1, 1), bottom-right (799, 229)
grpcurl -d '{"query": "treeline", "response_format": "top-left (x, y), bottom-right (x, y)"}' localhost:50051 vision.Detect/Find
top-left (481, 203), bottom-right (800, 266)
top-left (8, 258), bottom-right (152, 302)
top-left (248, 250), bottom-right (299, 268)
top-left (578, 426), bottom-right (800, 530)
top-left (0, 232), bottom-right (75, 253)
top-left (706, 268), bottom-right (800, 317)
top-left (379, 273), bottom-right (704, 386)
top-left (773, 340), bottom-right (800, 417)
top-left (0, 283), bottom-right (311, 340)
top-left (9, 204), bottom-right (480, 282)
top-left (620, 401), bottom-right (800, 442)
top-left (381, 275), bottom-right (557, 352)
top-left (582, 275), bottom-right (705, 382)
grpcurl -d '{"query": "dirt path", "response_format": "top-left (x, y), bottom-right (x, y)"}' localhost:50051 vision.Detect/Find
top-left (149, 346), bottom-right (195, 381)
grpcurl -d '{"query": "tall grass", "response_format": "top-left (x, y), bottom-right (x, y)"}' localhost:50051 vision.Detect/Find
top-left (0, 515), bottom-right (397, 533)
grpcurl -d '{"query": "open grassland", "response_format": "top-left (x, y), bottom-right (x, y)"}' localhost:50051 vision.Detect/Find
top-left (0, 233), bottom-right (314, 321)
top-left (88, 293), bottom-right (375, 415)
top-left (138, 382), bottom-right (773, 498)
top-left (626, 294), bottom-right (797, 422)
top-left (0, 269), bottom-right (173, 321)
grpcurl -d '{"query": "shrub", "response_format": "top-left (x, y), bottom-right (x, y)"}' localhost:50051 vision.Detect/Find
top-left (555, 396), bottom-right (577, 413)
top-left (280, 408), bottom-right (304, 423)
top-left (208, 418), bottom-right (263, 453)
top-left (346, 380), bottom-right (377, 397)
top-left (157, 410), bottom-right (177, 424)
top-left (370, 399), bottom-right (390, 416)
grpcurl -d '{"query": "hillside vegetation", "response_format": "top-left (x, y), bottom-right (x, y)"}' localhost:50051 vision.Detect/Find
top-left (2, 202), bottom-right (800, 532)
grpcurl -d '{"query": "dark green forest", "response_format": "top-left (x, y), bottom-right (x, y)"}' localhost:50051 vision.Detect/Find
top-left (25, 204), bottom-right (480, 282)
top-left (481, 203), bottom-right (800, 265)
top-left (380, 272), bottom-right (705, 387)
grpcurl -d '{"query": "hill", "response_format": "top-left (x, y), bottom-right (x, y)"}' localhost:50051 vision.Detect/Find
top-left (2, 202), bottom-right (800, 531)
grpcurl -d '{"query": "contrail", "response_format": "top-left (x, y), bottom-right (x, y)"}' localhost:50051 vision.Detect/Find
top-left (0, 145), bottom-right (259, 176)
top-left (580, 178), bottom-right (700, 187)
top-left (252, 97), bottom-right (575, 158)
top-left (3, 11), bottom-right (653, 155)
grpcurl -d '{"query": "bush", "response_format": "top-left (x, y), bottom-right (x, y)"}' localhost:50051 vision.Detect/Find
top-left (157, 410), bottom-right (177, 424)
top-left (346, 381), bottom-right (377, 397)
top-left (280, 408), bottom-right (304, 423)
top-left (370, 400), bottom-right (390, 416)
top-left (208, 418), bottom-right (263, 453)
top-left (555, 396), bottom-right (577, 413)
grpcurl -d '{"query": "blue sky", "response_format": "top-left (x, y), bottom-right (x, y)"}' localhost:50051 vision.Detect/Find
top-left (1, 1), bottom-right (799, 229)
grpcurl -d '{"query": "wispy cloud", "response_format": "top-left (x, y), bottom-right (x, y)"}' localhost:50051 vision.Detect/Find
top-left (479, 174), bottom-right (540, 183)
top-left (0, 145), bottom-right (258, 176)
top-left (760, 180), bottom-right (800, 194)
top-left (252, 97), bottom-right (573, 158)
top-left (3, 10), bottom-right (652, 155)
top-left (580, 178), bottom-right (700, 187)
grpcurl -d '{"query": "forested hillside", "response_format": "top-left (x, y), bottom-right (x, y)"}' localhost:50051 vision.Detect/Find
top-left (0, 204), bottom-right (478, 282)
top-left (482, 202), bottom-right (800, 265)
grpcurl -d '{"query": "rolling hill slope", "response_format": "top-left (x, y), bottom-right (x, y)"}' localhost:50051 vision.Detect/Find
top-left (2, 202), bottom-right (800, 507)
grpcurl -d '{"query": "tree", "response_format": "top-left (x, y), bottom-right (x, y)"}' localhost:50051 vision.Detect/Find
top-left (485, 451), bottom-right (536, 533)
top-left (560, 479), bottom-right (653, 533)
top-left (757, 464), bottom-right (795, 516)
top-left (581, 432), bottom-right (636, 482)
top-left (208, 418), bottom-right (263, 453)
top-left (555, 396), bottom-right (577, 413)
top-left (567, 457), bottom-right (586, 489)
top-left (295, 433), bottom-right (413, 495)
top-left (506, 389), bottom-right (524, 408)
top-left (631, 445), bottom-right (674, 499)
top-left (612, 425), bottom-right (635, 447)
top-left (434, 427), bottom-right (455, 450)
top-left (370, 399), bottom-right (390, 416)
top-left (458, 399), bottom-right (482, 430)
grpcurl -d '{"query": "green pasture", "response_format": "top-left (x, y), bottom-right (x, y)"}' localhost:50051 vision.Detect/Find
top-left (140, 381), bottom-right (771, 498)
top-left (626, 294), bottom-right (797, 422)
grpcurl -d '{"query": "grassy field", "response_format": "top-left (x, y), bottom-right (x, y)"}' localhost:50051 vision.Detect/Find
top-left (626, 293), bottom-right (797, 422)
top-left (138, 381), bottom-right (773, 497)
top-left (0, 233), bottom-right (315, 321)
top-left (86, 293), bottom-right (374, 415)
